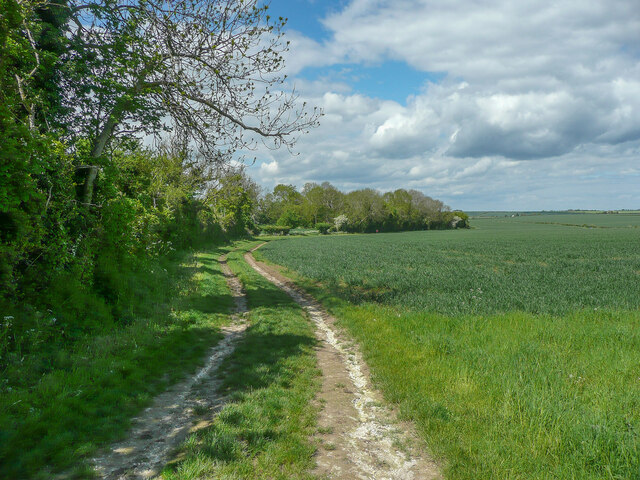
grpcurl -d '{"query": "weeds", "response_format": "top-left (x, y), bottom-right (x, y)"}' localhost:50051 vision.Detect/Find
top-left (0, 249), bottom-right (233, 478)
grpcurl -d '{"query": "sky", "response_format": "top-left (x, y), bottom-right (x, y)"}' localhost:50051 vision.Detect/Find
top-left (244, 0), bottom-right (640, 211)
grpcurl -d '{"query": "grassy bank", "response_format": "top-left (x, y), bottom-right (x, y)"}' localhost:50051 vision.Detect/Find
top-left (161, 241), bottom-right (321, 479)
top-left (319, 303), bottom-right (640, 479)
top-left (0, 248), bottom-right (233, 479)
top-left (256, 220), bottom-right (640, 479)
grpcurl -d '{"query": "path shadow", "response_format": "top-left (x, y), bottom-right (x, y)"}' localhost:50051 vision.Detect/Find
top-left (219, 329), bottom-right (315, 393)
top-left (161, 257), bottom-right (318, 476)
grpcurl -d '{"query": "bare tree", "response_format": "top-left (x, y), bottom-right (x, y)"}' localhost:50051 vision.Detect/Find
top-left (60, 0), bottom-right (320, 202)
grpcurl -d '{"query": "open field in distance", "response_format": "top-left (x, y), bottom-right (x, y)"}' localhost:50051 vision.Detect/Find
top-left (257, 215), bottom-right (640, 479)
top-left (260, 216), bottom-right (640, 316)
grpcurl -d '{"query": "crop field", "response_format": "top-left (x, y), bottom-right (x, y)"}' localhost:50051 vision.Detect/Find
top-left (511, 212), bottom-right (640, 228)
top-left (261, 216), bottom-right (640, 316)
top-left (257, 216), bottom-right (640, 479)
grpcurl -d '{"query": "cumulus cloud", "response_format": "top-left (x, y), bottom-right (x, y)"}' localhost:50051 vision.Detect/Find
top-left (249, 0), bottom-right (640, 209)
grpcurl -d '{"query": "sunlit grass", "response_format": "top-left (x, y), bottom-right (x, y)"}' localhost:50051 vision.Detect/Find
top-left (0, 249), bottom-right (233, 479)
top-left (325, 303), bottom-right (640, 479)
top-left (257, 219), bottom-right (640, 479)
top-left (161, 242), bottom-right (320, 480)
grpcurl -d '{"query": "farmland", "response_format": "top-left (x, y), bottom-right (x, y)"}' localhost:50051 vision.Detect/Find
top-left (260, 215), bottom-right (640, 316)
top-left (257, 214), bottom-right (640, 479)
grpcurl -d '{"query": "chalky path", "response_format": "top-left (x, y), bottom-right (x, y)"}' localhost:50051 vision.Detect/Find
top-left (245, 246), bottom-right (441, 480)
top-left (90, 254), bottom-right (248, 479)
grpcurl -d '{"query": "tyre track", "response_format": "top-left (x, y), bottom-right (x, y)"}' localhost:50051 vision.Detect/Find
top-left (245, 247), bottom-right (441, 480)
top-left (90, 253), bottom-right (248, 480)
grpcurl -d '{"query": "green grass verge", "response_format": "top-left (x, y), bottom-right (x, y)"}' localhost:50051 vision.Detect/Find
top-left (161, 241), bottom-right (321, 480)
top-left (254, 232), bottom-right (640, 479)
top-left (325, 304), bottom-right (640, 479)
top-left (0, 248), bottom-right (233, 479)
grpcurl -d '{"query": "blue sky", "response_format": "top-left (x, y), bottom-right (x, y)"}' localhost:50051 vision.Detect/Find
top-left (269, 0), bottom-right (336, 40)
top-left (246, 0), bottom-right (640, 210)
top-left (270, 0), bottom-right (443, 103)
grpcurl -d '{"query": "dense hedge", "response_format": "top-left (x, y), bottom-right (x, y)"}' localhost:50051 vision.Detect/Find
top-left (258, 224), bottom-right (291, 235)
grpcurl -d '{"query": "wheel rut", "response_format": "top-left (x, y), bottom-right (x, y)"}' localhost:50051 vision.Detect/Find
top-left (245, 247), bottom-right (442, 480)
top-left (89, 253), bottom-right (248, 480)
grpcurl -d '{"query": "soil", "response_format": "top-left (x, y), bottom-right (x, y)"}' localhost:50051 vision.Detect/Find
top-left (89, 254), bottom-right (248, 479)
top-left (90, 247), bottom-right (442, 479)
top-left (245, 247), bottom-right (442, 480)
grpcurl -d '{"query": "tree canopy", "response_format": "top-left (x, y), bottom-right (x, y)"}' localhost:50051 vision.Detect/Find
top-left (0, 0), bottom-right (318, 339)
top-left (61, 0), bottom-right (319, 159)
top-left (256, 182), bottom-right (467, 233)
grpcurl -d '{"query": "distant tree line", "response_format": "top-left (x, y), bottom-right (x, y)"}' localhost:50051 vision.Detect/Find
top-left (254, 182), bottom-right (469, 233)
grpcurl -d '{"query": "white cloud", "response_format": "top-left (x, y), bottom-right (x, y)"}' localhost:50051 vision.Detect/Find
top-left (260, 160), bottom-right (279, 176)
top-left (247, 0), bottom-right (640, 209)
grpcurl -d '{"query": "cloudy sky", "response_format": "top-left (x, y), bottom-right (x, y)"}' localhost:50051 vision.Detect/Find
top-left (245, 0), bottom-right (639, 211)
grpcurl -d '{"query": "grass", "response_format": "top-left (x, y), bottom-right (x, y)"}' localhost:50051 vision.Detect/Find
top-left (510, 212), bottom-right (640, 228)
top-left (324, 305), bottom-right (640, 479)
top-left (259, 217), bottom-right (640, 315)
top-left (256, 218), bottom-right (640, 479)
top-left (160, 241), bottom-right (321, 480)
top-left (0, 248), bottom-right (233, 479)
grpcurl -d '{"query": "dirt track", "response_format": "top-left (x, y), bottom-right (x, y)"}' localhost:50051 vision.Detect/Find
top-left (90, 247), bottom-right (441, 479)
top-left (245, 247), bottom-right (441, 480)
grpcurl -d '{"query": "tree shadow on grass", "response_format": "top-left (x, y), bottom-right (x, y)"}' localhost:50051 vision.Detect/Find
top-left (0, 248), bottom-right (244, 479)
top-left (219, 327), bottom-right (316, 394)
top-left (161, 283), bottom-right (318, 477)
top-left (178, 293), bottom-right (233, 315)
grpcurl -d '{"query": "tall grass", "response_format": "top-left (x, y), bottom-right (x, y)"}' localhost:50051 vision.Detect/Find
top-left (0, 249), bottom-right (233, 479)
top-left (324, 304), bottom-right (640, 479)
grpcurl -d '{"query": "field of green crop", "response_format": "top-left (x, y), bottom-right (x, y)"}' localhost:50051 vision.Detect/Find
top-left (261, 216), bottom-right (640, 316)
top-left (257, 215), bottom-right (640, 479)
top-left (511, 212), bottom-right (640, 228)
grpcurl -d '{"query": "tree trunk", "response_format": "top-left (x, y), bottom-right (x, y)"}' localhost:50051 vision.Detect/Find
top-left (79, 107), bottom-right (122, 206)
top-left (81, 165), bottom-right (99, 205)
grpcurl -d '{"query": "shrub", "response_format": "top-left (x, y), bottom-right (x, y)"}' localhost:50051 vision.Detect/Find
top-left (277, 207), bottom-right (304, 228)
top-left (259, 224), bottom-right (291, 235)
top-left (316, 222), bottom-right (332, 234)
top-left (452, 211), bottom-right (470, 228)
top-left (334, 214), bottom-right (348, 232)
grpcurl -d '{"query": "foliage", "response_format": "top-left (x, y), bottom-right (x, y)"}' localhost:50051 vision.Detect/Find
top-left (258, 224), bottom-right (291, 236)
top-left (0, 138), bottom-right (261, 407)
top-left (206, 171), bottom-right (257, 237)
top-left (0, 0), bottom-right (79, 300)
top-left (316, 222), bottom-right (332, 234)
top-left (277, 205), bottom-right (305, 228)
top-left (333, 214), bottom-right (348, 232)
top-left (257, 183), bottom-right (464, 233)
top-left (0, 1), bottom-right (321, 477)
top-left (258, 184), bottom-right (302, 225)
top-left (1, 0), bottom-right (315, 388)
top-left (60, 0), bottom-right (320, 161)
top-left (451, 210), bottom-right (469, 228)
top-left (0, 250), bottom-right (232, 478)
